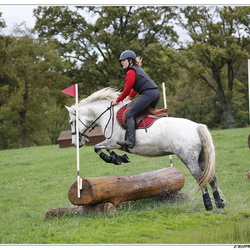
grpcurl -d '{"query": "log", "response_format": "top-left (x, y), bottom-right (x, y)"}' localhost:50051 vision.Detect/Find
top-left (68, 167), bottom-right (185, 206)
top-left (45, 202), bottom-right (116, 219)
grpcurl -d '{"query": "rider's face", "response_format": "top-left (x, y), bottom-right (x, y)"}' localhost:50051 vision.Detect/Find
top-left (120, 59), bottom-right (131, 69)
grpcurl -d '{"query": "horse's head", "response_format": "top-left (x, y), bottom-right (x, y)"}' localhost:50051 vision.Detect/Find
top-left (66, 105), bottom-right (94, 148)
top-left (65, 88), bottom-right (122, 148)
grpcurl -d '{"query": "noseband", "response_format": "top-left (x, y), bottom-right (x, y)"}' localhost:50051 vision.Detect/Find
top-left (71, 102), bottom-right (114, 142)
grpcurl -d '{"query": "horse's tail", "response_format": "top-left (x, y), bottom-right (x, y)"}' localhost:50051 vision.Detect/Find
top-left (197, 124), bottom-right (215, 192)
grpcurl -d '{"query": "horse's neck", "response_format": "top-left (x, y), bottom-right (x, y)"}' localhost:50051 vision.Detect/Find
top-left (88, 101), bottom-right (112, 126)
top-left (90, 100), bottom-right (126, 128)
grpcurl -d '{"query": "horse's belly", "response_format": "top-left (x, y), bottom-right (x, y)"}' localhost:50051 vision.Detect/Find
top-left (130, 117), bottom-right (201, 157)
top-left (131, 148), bottom-right (172, 157)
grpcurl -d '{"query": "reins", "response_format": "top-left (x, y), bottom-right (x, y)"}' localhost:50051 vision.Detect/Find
top-left (102, 102), bottom-right (115, 140)
top-left (75, 102), bottom-right (115, 141)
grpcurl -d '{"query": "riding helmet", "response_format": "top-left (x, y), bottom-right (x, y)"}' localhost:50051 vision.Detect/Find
top-left (119, 50), bottom-right (136, 61)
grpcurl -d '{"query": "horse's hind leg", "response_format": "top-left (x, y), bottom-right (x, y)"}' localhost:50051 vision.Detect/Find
top-left (209, 176), bottom-right (225, 211)
top-left (202, 188), bottom-right (213, 211)
top-left (183, 160), bottom-right (213, 211)
top-left (197, 155), bottom-right (225, 211)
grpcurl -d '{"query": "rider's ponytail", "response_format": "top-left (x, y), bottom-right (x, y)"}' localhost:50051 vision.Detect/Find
top-left (135, 57), bottom-right (142, 67)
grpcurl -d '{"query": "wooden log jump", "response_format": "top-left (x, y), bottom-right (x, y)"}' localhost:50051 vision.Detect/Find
top-left (68, 167), bottom-right (185, 206)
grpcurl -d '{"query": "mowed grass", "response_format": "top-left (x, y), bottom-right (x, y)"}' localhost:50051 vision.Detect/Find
top-left (0, 127), bottom-right (250, 244)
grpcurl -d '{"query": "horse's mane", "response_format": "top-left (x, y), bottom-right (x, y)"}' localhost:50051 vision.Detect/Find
top-left (79, 87), bottom-right (121, 106)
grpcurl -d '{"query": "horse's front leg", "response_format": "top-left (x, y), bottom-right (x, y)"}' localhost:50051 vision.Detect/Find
top-left (94, 139), bottom-right (124, 165)
top-left (94, 147), bottom-right (122, 165)
top-left (106, 149), bottom-right (131, 164)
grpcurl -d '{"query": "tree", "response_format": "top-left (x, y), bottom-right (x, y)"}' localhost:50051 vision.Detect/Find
top-left (166, 68), bottom-right (222, 128)
top-left (33, 6), bottom-right (180, 95)
top-left (0, 27), bottom-right (71, 149)
top-left (174, 6), bottom-right (250, 128)
top-left (0, 12), bottom-right (6, 29)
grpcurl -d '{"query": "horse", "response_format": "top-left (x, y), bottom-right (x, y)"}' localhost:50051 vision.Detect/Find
top-left (66, 87), bottom-right (225, 212)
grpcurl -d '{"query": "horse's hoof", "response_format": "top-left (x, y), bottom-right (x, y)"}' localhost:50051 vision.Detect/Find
top-left (113, 157), bottom-right (122, 165)
top-left (120, 154), bottom-right (130, 163)
top-left (205, 206), bottom-right (213, 211)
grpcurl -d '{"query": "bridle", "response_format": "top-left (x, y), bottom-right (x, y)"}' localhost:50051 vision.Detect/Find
top-left (71, 102), bottom-right (115, 142)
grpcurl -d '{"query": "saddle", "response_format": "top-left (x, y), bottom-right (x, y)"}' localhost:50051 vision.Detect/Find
top-left (116, 101), bottom-right (168, 131)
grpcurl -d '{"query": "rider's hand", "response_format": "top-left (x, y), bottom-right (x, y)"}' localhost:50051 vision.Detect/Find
top-left (112, 100), bottom-right (118, 106)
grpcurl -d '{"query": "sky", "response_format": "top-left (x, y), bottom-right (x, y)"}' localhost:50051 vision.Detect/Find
top-left (0, 3), bottom-right (249, 40)
top-left (0, 5), bottom-right (190, 40)
top-left (0, 5), bottom-right (36, 34)
top-left (1, 1), bottom-right (249, 35)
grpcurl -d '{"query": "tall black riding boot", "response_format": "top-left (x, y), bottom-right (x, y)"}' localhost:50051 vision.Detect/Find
top-left (117, 117), bottom-right (136, 149)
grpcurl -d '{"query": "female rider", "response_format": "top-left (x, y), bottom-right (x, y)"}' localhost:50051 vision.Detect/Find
top-left (112, 50), bottom-right (160, 149)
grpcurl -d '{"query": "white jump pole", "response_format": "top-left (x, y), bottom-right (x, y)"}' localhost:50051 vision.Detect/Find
top-left (162, 82), bottom-right (173, 168)
top-left (75, 84), bottom-right (82, 198)
top-left (61, 84), bottom-right (82, 198)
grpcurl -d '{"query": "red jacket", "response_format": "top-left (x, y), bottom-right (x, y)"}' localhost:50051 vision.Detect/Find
top-left (116, 69), bottom-right (137, 103)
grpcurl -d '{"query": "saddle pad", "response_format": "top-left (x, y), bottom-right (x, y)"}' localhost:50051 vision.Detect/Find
top-left (116, 105), bottom-right (157, 130)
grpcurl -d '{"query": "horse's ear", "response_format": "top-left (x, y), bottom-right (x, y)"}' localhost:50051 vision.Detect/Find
top-left (65, 106), bottom-right (76, 116)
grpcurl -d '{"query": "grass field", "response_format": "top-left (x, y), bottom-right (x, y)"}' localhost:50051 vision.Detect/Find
top-left (0, 127), bottom-right (250, 244)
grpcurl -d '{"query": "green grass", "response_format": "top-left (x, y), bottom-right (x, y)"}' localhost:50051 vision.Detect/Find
top-left (0, 127), bottom-right (250, 244)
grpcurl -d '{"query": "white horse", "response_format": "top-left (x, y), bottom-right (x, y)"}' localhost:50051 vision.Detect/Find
top-left (66, 87), bottom-right (225, 211)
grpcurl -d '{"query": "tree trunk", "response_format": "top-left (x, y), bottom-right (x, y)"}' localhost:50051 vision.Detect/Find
top-left (68, 167), bottom-right (185, 206)
top-left (220, 100), bottom-right (235, 129)
top-left (20, 110), bottom-right (27, 148)
top-left (215, 72), bottom-right (235, 129)
top-left (20, 81), bottom-right (29, 147)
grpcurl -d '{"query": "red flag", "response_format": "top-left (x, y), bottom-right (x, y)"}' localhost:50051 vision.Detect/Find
top-left (61, 84), bottom-right (76, 97)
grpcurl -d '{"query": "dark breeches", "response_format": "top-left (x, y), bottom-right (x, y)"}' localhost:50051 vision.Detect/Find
top-left (126, 89), bottom-right (160, 119)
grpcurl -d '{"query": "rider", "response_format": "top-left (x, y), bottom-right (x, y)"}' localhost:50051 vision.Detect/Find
top-left (112, 50), bottom-right (160, 149)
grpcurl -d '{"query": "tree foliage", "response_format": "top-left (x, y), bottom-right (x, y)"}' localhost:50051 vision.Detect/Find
top-left (0, 12), bottom-right (6, 29)
top-left (33, 6), bottom-right (180, 94)
top-left (0, 6), bottom-right (250, 149)
top-left (0, 28), bottom-right (71, 149)
top-left (174, 6), bottom-right (250, 128)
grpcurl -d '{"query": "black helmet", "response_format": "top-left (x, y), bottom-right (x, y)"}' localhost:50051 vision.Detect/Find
top-left (119, 50), bottom-right (136, 61)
